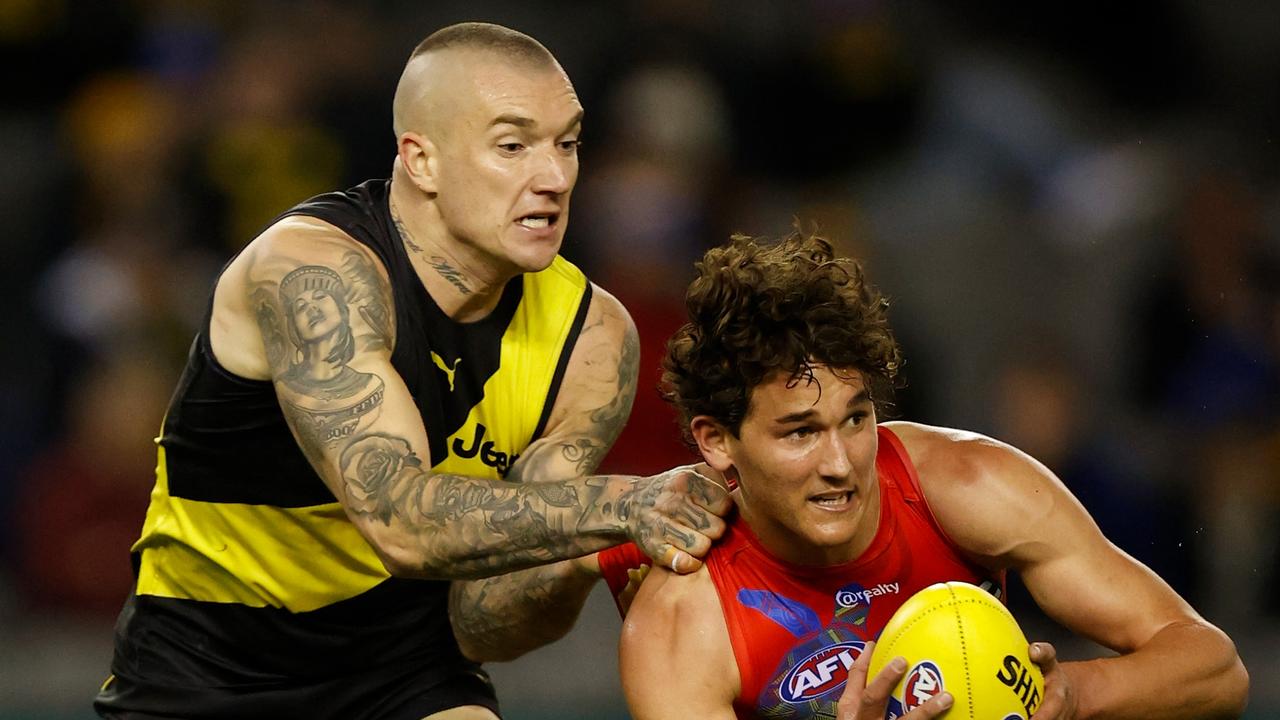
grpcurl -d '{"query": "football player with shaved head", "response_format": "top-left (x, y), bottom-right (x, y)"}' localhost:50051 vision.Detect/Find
top-left (606, 231), bottom-right (1248, 720)
top-left (95, 23), bottom-right (730, 720)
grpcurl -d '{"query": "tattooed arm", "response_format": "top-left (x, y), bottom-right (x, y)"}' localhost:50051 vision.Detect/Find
top-left (450, 286), bottom-right (639, 661)
top-left (211, 218), bottom-right (731, 581)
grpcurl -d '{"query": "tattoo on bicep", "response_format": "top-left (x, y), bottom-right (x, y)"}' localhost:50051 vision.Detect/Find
top-left (282, 271), bottom-right (385, 434)
top-left (562, 322), bottom-right (640, 470)
top-left (341, 251), bottom-right (393, 351)
top-left (262, 261), bottom-right (387, 449)
top-left (591, 322), bottom-right (640, 435)
top-left (559, 438), bottom-right (606, 476)
top-left (504, 322), bottom-right (640, 483)
top-left (252, 287), bottom-right (290, 371)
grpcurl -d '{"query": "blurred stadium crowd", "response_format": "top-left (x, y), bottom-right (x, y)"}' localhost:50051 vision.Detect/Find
top-left (0, 1), bottom-right (1277, 717)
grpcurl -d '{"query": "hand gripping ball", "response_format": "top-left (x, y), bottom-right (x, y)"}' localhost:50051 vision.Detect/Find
top-left (867, 582), bottom-right (1043, 719)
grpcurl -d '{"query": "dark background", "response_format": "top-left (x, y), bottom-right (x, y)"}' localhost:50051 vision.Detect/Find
top-left (1, 1), bottom-right (1277, 717)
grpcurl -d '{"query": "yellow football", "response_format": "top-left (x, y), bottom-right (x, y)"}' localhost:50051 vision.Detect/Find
top-left (867, 581), bottom-right (1043, 719)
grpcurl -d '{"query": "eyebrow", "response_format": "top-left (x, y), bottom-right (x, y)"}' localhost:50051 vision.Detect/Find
top-left (490, 109), bottom-right (584, 133)
top-left (490, 113), bottom-right (535, 129)
top-left (772, 389), bottom-right (872, 425)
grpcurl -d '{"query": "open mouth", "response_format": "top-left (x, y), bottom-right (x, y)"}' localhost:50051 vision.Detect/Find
top-left (517, 213), bottom-right (559, 229)
top-left (809, 490), bottom-right (854, 509)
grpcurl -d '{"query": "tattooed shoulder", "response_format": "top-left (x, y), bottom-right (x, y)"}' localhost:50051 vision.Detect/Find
top-left (341, 250), bottom-right (395, 351)
top-left (248, 250), bottom-right (395, 453)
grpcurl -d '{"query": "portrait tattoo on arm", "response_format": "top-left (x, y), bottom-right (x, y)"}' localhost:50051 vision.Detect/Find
top-left (249, 246), bottom-right (626, 582)
top-left (253, 252), bottom-right (395, 462)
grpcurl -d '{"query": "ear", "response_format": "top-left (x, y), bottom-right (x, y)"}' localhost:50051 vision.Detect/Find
top-left (397, 131), bottom-right (439, 195)
top-left (690, 415), bottom-right (736, 476)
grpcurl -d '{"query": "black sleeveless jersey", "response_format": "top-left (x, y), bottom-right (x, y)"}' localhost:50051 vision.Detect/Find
top-left (100, 180), bottom-right (592, 715)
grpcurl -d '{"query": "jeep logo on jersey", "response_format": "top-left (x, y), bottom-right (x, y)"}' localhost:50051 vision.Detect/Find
top-left (903, 661), bottom-right (944, 711)
top-left (452, 423), bottom-right (519, 477)
top-left (777, 642), bottom-right (864, 704)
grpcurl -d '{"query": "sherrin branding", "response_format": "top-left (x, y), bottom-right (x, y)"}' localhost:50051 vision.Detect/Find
top-left (868, 581), bottom-right (1044, 720)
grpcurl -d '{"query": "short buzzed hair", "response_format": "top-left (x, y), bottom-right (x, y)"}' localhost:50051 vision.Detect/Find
top-left (409, 22), bottom-right (557, 67)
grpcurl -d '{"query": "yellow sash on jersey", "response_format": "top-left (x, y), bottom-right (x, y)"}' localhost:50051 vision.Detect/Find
top-left (134, 256), bottom-right (588, 611)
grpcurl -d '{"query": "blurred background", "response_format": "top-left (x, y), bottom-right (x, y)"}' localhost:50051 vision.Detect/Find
top-left (1, 0), bottom-right (1277, 717)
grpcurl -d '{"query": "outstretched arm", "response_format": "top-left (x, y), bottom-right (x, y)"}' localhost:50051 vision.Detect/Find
top-left (895, 422), bottom-right (1249, 720)
top-left (217, 218), bottom-right (731, 580)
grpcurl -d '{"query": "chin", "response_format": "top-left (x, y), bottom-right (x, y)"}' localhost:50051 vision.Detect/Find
top-left (510, 241), bottom-right (562, 273)
top-left (802, 523), bottom-right (860, 553)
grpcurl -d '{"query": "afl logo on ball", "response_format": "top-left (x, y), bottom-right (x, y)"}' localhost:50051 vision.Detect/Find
top-left (778, 642), bottom-right (864, 703)
top-left (903, 661), bottom-right (945, 710)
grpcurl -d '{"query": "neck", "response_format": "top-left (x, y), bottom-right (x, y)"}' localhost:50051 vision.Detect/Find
top-left (737, 477), bottom-right (882, 567)
top-left (388, 172), bottom-right (515, 322)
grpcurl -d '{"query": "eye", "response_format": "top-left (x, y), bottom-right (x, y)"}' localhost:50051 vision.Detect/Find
top-left (848, 411), bottom-right (870, 427)
top-left (787, 427), bottom-right (814, 440)
top-left (497, 142), bottom-right (525, 155)
top-left (558, 139), bottom-right (581, 153)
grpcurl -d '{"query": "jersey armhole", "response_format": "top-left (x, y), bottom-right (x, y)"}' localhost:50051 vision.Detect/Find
top-left (529, 281), bottom-right (592, 442)
top-left (878, 425), bottom-right (1008, 600)
top-left (703, 553), bottom-right (753, 710)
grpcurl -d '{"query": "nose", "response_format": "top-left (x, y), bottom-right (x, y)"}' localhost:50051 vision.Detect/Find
top-left (531, 148), bottom-right (573, 195)
top-left (815, 430), bottom-right (852, 481)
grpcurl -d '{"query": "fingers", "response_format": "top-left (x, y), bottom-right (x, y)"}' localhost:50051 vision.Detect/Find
top-left (627, 467), bottom-right (733, 570)
top-left (873, 658), bottom-right (952, 720)
top-left (627, 563), bottom-right (651, 585)
top-left (616, 563), bottom-right (650, 615)
top-left (905, 691), bottom-right (954, 718)
top-left (862, 656), bottom-right (907, 711)
top-left (837, 641), bottom-right (875, 720)
top-left (1029, 642), bottom-right (1072, 720)
top-left (838, 645), bottom-right (953, 720)
top-left (658, 544), bottom-right (701, 574)
top-left (1029, 641), bottom-right (1057, 670)
top-left (683, 468), bottom-right (735, 516)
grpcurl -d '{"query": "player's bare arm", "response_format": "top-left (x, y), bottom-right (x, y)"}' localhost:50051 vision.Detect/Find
top-left (891, 421), bottom-right (1249, 720)
top-left (619, 565), bottom-right (739, 720)
top-left (213, 218), bottom-right (730, 580)
top-left (449, 287), bottom-right (644, 661)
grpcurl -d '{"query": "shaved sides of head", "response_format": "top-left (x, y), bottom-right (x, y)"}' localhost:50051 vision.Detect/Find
top-left (392, 22), bottom-right (561, 138)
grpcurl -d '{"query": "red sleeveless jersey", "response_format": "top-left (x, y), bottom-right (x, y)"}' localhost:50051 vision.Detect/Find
top-left (600, 426), bottom-right (1002, 719)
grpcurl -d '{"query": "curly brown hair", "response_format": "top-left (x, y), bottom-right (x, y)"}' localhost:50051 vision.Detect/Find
top-left (662, 231), bottom-right (903, 447)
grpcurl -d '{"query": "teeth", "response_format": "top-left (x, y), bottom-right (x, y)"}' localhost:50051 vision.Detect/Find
top-left (813, 493), bottom-right (851, 506)
top-left (519, 216), bottom-right (550, 228)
